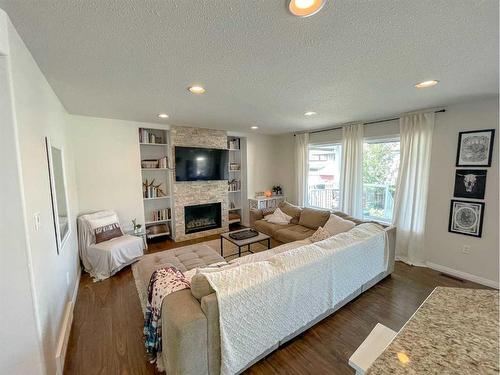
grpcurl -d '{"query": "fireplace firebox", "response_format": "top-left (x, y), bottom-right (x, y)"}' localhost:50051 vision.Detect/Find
top-left (184, 202), bottom-right (222, 234)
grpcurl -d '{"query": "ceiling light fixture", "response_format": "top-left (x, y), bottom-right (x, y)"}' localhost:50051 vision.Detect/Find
top-left (288, 0), bottom-right (326, 17)
top-left (251, 126), bottom-right (259, 130)
top-left (304, 111), bottom-right (317, 116)
top-left (157, 113), bottom-right (169, 119)
top-left (415, 80), bottom-right (439, 89)
top-left (188, 85), bottom-right (206, 94)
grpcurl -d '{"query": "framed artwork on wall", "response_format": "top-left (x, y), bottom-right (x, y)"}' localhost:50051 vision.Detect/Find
top-left (448, 200), bottom-right (485, 238)
top-left (453, 169), bottom-right (487, 199)
top-left (456, 129), bottom-right (495, 167)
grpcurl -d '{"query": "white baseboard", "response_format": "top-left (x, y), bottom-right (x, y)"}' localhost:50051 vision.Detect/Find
top-left (55, 267), bottom-right (82, 375)
top-left (426, 261), bottom-right (499, 289)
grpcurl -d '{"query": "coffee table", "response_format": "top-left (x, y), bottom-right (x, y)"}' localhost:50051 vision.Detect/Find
top-left (220, 228), bottom-right (271, 258)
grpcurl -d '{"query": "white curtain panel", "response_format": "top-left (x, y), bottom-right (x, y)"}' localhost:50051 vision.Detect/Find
top-left (393, 112), bottom-right (435, 265)
top-left (294, 133), bottom-right (309, 206)
top-left (340, 123), bottom-right (364, 218)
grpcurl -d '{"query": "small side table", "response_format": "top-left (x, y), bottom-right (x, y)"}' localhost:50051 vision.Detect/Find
top-left (126, 229), bottom-right (148, 251)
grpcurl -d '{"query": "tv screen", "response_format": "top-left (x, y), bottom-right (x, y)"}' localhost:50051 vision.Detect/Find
top-left (175, 146), bottom-right (229, 181)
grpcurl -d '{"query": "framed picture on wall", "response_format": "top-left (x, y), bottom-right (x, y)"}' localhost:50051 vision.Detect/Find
top-left (448, 200), bottom-right (485, 238)
top-left (453, 169), bottom-right (487, 199)
top-left (456, 129), bottom-right (495, 167)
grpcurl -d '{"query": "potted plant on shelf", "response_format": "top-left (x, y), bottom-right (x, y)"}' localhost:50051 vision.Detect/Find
top-left (272, 185), bottom-right (283, 195)
top-left (132, 219), bottom-right (142, 234)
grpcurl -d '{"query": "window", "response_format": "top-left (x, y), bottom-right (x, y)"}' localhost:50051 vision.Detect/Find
top-left (307, 144), bottom-right (342, 210)
top-left (362, 139), bottom-right (400, 222)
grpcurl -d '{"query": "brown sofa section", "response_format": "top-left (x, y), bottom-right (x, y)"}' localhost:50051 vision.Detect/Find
top-left (250, 202), bottom-right (332, 243)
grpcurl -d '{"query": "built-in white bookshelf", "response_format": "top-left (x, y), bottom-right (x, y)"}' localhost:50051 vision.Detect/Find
top-left (227, 136), bottom-right (247, 227)
top-left (139, 127), bottom-right (173, 240)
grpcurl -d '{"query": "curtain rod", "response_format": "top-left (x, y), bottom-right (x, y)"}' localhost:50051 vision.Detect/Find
top-left (295, 109), bottom-right (446, 136)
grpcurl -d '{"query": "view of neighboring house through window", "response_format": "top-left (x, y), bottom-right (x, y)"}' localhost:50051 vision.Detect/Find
top-left (362, 139), bottom-right (400, 222)
top-left (307, 144), bottom-right (342, 210)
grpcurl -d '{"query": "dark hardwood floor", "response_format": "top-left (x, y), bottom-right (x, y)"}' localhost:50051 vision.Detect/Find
top-left (64, 235), bottom-right (487, 375)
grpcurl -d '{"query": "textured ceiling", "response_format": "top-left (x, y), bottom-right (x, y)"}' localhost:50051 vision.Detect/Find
top-left (0, 0), bottom-right (498, 134)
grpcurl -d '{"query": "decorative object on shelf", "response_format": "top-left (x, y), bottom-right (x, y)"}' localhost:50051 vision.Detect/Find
top-left (264, 190), bottom-right (272, 197)
top-left (228, 179), bottom-right (241, 191)
top-left (456, 129), bottom-right (495, 167)
top-left (255, 191), bottom-right (266, 198)
top-left (143, 178), bottom-right (167, 198)
top-left (142, 159), bottom-right (159, 169)
top-left (147, 223), bottom-right (170, 238)
top-left (448, 199), bottom-right (485, 238)
top-left (454, 169), bottom-right (487, 199)
top-left (228, 138), bottom-right (240, 150)
top-left (229, 201), bottom-right (235, 209)
top-left (229, 163), bottom-right (240, 171)
top-left (132, 218), bottom-right (142, 234)
top-left (139, 128), bottom-right (164, 144)
top-left (228, 212), bottom-right (241, 223)
top-left (272, 185), bottom-right (283, 195)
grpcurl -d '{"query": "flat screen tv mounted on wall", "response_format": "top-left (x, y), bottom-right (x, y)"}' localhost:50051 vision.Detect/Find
top-left (175, 146), bottom-right (229, 181)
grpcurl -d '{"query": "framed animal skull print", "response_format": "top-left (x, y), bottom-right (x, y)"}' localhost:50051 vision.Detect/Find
top-left (454, 169), bottom-right (487, 199)
top-left (448, 200), bottom-right (485, 238)
top-left (456, 129), bottom-right (495, 167)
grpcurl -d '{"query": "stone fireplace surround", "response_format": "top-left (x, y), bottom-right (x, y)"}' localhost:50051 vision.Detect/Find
top-left (171, 126), bottom-right (229, 242)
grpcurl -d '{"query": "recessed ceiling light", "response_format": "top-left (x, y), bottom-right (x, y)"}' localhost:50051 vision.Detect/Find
top-left (188, 85), bottom-right (206, 94)
top-left (288, 0), bottom-right (326, 17)
top-left (415, 80), bottom-right (439, 89)
top-left (157, 113), bottom-right (169, 119)
top-left (251, 126), bottom-right (259, 130)
top-left (304, 111), bottom-right (317, 116)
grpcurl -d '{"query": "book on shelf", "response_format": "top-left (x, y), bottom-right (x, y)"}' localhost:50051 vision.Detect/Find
top-left (150, 208), bottom-right (171, 222)
top-left (228, 138), bottom-right (240, 150)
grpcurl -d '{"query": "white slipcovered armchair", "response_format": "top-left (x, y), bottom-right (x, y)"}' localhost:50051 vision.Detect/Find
top-left (77, 210), bottom-right (144, 281)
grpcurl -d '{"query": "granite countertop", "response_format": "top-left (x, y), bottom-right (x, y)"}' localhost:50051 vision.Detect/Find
top-left (368, 287), bottom-right (499, 374)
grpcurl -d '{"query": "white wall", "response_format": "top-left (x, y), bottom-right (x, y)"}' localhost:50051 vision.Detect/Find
top-left (68, 115), bottom-right (162, 228)
top-left (424, 97), bottom-right (499, 286)
top-left (2, 11), bottom-right (81, 374)
top-left (0, 11), bottom-right (44, 374)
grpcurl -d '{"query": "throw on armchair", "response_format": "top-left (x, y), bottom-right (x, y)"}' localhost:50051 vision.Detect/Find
top-left (77, 210), bottom-right (144, 281)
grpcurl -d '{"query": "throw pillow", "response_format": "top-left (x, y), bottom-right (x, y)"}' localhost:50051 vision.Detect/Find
top-left (278, 201), bottom-right (303, 224)
top-left (323, 214), bottom-right (356, 236)
top-left (310, 226), bottom-right (332, 243)
top-left (264, 207), bottom-right (292, 225)
top-left (94, 222), bottom-right (123, 243)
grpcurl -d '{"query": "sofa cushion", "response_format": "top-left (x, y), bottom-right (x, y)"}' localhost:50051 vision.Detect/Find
top-left (253, 219), bottom-right (294, 236)
top-left (324, 214), bottom-right (356, 235)
top-left (278, 201), bottom-right (303, 225)
top-left (298, 207), bottom-right (331, 229)
top-left (274, 225), bottom-right (315, 243)
top-left (332, 211), bottom-right (366, 226)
